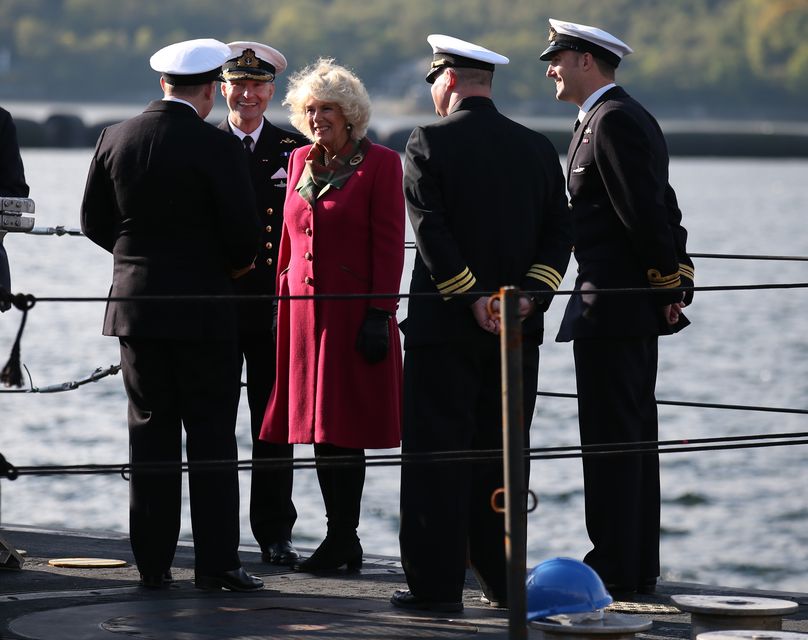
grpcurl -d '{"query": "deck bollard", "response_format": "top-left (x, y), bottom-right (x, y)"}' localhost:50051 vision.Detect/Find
top-left (698, 631), bottom-right (808, 640)
top-left (530, 612), bottom-right (653, 640)
top-left (672, 595), bottom-right (799, 640)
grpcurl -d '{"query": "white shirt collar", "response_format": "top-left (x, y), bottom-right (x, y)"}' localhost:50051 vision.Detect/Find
top-left (577, 83), bottom-right (616, 122)
top-left (229, 118), bottom-right (265, 147)
top-left (162, 96), bottom-right (198, 116)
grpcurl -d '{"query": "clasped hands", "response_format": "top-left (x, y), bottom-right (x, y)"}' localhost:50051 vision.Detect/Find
top-left (471, 295), bottom-right (536, 335)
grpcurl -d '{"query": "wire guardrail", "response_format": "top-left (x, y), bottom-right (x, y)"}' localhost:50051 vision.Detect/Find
top-left (2, 430), bottom-right (807, 481)
top-left (2, 253), bottom-right (806, 480)
top-left (18, 227), bottom-right (808, 263)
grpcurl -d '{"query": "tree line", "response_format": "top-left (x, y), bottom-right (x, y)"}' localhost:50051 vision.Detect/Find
top-left (1, 0), bottom-right (806, 118)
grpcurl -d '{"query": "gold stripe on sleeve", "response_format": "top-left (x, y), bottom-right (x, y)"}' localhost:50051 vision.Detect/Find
top-left (437, 267), bottom-right (477, 300)
top-left (647, 268), bottom-right (682, 289)
top-left (527, 264), bottom-right (563, 290)
top-left (679, 263), bottom-right (695, 281)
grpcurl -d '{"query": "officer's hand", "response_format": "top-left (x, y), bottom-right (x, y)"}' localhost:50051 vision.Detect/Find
top-left (231, 262), bottom-right (255, 279)
top-left (518, 295), bottom-right (537, 320)
top-left (663, 302), bottom-right (684, 325)
top-left (471, 297), bottom-right (499, 334)
top-left (356, 307), bottom-right (390, 363)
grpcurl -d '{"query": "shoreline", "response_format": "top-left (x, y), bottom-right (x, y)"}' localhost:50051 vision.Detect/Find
top-left (5, 101), bottom-right (808, 157)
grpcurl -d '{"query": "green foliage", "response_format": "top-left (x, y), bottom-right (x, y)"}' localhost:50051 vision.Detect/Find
top-left (0, 0), bottom-right (805, 117)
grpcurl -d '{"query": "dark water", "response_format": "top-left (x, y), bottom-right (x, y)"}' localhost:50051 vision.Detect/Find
top-left (1, 150), bottom-right (807, 592)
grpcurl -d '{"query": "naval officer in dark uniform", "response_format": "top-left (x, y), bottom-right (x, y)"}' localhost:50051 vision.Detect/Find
top-left (81, 38), bottom-right (263, 592)
top-left (218, 41), bottom-right (308, 567)
top-left (0, 106), bottom-right (30, 312)
top-left (393, 35), bottom-right (572, 613)
top-left (540, 19), bottom-right (695, 597)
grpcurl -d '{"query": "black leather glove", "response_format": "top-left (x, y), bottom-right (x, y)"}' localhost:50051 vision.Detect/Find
top-left (356, 307), bottom-right (390, 364)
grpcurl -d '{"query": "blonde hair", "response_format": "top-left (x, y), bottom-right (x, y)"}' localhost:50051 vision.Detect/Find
top-left (284, 58), bottom-right (371, 141)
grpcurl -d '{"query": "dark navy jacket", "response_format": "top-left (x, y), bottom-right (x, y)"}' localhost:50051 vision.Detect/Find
top-left (81, 100), bottom-right (260, 339)
top-left (557, 86), bottom-right (693, 341)
top-left (403, 96), bottom-right (572, 347)
top-left (217, 117), bottom-right (307, 336)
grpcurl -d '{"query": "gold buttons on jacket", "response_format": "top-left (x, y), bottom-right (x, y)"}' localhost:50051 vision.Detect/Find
top-left (265, 225), bottom-right (272, 232)
top-left (266, 207), bottom-right (274, 215)
top-left (304, 251), bottom-right (313, 261)
top-left (305, 227), bottom-right (313, 237)
top-left (265, 242), bottom-right (273, 250)
top-left (266, 258), bottom-right (273, 266)
top-left (304, 276), bottom-right (313, 285)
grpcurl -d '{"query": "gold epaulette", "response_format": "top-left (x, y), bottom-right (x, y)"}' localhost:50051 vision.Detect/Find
top-left (526, 264), bottom-right (563, 290)
top-left (436, 267), bottom-right (477, 300)
top-left (646, 268), bottom-right (681, 289)
top-left (679, 263), bottom-right (695, 282)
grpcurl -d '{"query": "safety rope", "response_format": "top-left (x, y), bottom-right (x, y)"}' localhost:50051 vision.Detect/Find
top-left (2, 430), bottom-right (807, 479)
top-left (23, 228), bottom-right (808, 263)
top-left (0, 364), bottom-right (121, 393)
top-left (0, 290), bottom-right (35, 388)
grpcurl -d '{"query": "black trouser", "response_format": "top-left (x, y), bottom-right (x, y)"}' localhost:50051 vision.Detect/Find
top-left (314, 443), bottom-right (365, 538)
top-left (399, 335), bottom-right (539, 603)
top-left (119, 337), bottom-right (242, 575)
top-left (574, 336), bottom-right (660, 587)
top-left (0, 243), bottom-right (10, 312)
top-left (240, 331), bottom-right (296, 546)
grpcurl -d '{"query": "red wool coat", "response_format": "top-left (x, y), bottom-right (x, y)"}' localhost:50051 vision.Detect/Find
top-left (260, 142), bottom-right (405, 449)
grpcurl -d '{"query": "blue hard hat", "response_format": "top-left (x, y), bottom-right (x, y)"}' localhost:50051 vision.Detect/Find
top-left (526, 557), bottom-right (613, 622)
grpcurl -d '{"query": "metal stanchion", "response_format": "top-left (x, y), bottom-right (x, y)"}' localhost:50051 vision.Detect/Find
top-left (499, 286), bottom-right (527, 639)
top-left (0, 455), bottom-right (25, 569)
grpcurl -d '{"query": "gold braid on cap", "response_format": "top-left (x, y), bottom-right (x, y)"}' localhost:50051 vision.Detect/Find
top-left (229, 70), bottom-right (274, 81)
top-left (237, 48), bottom-right (260, 68)
top-left (548, 27), bottom-right (558, 42)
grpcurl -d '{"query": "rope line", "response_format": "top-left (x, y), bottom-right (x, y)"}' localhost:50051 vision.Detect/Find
top-left (3, 368), bottom-right (806, 422)
top-left (28, 226), bottom-right (84, 236)
top-left (3, 431), bottom-right (807, 479)
top-left (3, 363), bottom-right (806, 420)
top-left (4, 364), bottom-right (121, 394)
top-left (23, 229), bottom-right (808, 263)
top-left (537, 391), bottom-right (808, 416)
top-left (6, 280), bottom-right (808, 306)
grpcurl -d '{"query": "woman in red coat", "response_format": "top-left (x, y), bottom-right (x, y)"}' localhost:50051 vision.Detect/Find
top-left (260, 58), bottom-right (405, 571)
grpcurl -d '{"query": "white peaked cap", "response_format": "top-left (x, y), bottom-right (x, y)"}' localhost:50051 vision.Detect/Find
top-left (149, 38), bottom-right (230, 75)
top-left (425, 34), bottom-right (509, 83)
top-left (540, 19), bottom-right (633, 67)
top-left (223, 41), bottom-right (288, 81)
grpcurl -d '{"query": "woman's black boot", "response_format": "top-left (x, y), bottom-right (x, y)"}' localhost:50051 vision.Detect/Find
top-left (295, 532), bottom-right (363, 572)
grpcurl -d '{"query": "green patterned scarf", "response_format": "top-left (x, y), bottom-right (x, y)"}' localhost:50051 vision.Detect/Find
top-left (296, 137), bottom-right (370, 206)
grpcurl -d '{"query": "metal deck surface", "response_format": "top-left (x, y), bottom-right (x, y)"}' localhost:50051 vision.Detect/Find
top-left (1, 525), bottom-right (806, 639)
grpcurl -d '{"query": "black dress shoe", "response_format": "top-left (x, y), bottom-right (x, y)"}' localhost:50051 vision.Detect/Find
top-left (480, 594), bottom-right (508, 608)
top-left (605, 583), bottom-right (638, 599)
top-left (391, 589), bottom-right (463, 613)
top-left (261, 540), bottom-right (300, 566)
top-left (637, 579), bottom-right (657, 595)
top-left (194, 567), bottom-right (263, 592)
top-left (295, 533), bottom-right (362, 573)
top-left (139, 570), bottom-right (173, 589)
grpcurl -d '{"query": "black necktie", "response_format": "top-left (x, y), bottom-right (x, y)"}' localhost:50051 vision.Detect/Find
top-left (243, 135), bottom-right (253, 153)
top-left (573, 119), bottom-right (581, 132)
